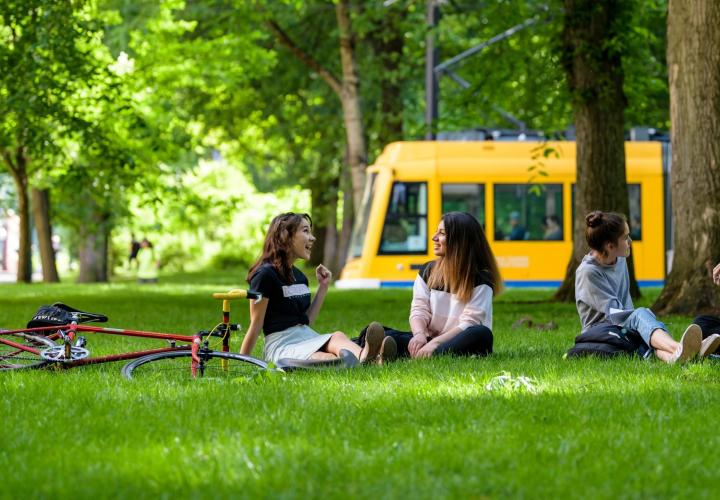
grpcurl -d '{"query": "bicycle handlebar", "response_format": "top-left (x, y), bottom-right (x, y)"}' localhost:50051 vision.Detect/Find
top-left (212, 289), bottom-right (262, 301)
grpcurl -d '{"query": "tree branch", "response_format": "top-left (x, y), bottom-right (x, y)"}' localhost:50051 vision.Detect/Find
top-left (265, 19), bottom-right (343, 96)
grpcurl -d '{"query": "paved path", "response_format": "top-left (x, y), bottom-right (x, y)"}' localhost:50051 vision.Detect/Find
top-left (0, 272), bottom-right (44, 283)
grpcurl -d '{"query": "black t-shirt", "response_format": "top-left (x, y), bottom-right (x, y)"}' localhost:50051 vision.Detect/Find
top-left (249, 263), bottom-right (311, 335)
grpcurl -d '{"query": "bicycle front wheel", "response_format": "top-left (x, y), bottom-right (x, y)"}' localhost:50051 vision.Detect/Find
top-left (122, 350), bottom-right (270, 381)
top-left (0, 332), bottom-right (54, 371)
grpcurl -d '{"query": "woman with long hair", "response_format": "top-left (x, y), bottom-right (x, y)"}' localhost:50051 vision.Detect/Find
top-left (358, 211), bottom-right (502, 358)
top-left (240, 212), bottom-right (385, 364)
top-left (575, 210), bottom-right (716, 363)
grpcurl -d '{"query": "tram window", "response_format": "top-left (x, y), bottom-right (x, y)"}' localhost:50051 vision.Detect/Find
top-left (494, 184), bottom-right (563, 241)
top-left (350, 173), bottom-right (377, 258)
top-left (628, 184), bottom-right (642, 241)
top-left (379, 182), bottom-right (428, 255)
top-left (441, 184), bottom-right (485, 226)
top-left (570, 184), bottom-right (642, 241)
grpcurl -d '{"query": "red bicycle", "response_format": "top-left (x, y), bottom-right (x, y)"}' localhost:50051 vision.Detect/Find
top-left (0, 289), bottom-right (270, 380)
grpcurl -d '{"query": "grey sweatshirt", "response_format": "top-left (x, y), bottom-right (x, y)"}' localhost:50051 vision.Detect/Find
top-left (575, 253), bottom-right (633, 331)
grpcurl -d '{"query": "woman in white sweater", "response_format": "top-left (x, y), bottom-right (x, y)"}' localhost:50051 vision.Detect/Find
top-left (358, 212), bottom-right (502, 359)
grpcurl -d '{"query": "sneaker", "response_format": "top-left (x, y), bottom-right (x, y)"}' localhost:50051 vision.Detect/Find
top-left (377, 336), bottom-right (397, 365)
top-left (668, 324), bottom-right (702, 364)
top-left (360, 322), bottom-right (384, 364)
top-left (699, 334), bottom-right (720, 360)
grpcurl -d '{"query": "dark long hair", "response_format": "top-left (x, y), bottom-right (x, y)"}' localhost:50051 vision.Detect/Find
top-left (427, 212), bottom-right (503, 301)
top-left (585, 211), bottom-right (627, 255)
top-left (247, 212), bottom-right (312, 283)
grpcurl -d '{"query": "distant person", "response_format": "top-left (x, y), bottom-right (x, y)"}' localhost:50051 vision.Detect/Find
top-left (128, 234), bottom-right (140, 269)
top-left (136, 238), bottom-right (159, 284)
top-left (241, 212), bottom-right (388, 364)
top-left (629, 215), bottom-right (642, 241)
top-left (542, 215), bottom-right (563, 240)
top-left (507, 211), bottom-right (527, 240)
top-left (356, 212), bottom-right (501, 359)
top-left (691, 261), bottom-right (720, 352)
top-left (575, 211), bottom-right (714, 363)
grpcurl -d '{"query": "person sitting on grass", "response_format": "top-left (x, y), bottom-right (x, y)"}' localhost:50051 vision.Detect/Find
top-left (575, 210), bottom-right (716, 363)
top-left (691, 261), bottom-right (720, 351)
top-left (358, 211), bottom-right (502, 359)
top-left (240, 212), bottom-right (384, 365)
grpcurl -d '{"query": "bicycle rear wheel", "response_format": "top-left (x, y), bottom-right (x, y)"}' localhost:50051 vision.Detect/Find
top-left (122, 350), bottom-right (270, 380)
top-left (0, 332), bottom-right (55, 371)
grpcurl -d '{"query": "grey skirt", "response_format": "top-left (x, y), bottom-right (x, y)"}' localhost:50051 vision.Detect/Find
top-left (263, 324), bottom-right (333, 363)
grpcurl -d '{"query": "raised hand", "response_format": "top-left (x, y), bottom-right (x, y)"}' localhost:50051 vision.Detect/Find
top-left (316, 264), bottom-right (332, 287)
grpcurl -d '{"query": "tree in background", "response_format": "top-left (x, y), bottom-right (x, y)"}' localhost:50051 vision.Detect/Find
top-left (0, 0), bottom-right (139, 282)
top-left (652, 0), bottom-right (720, 314)
top-left (554, 0), bottom-right (640, 302)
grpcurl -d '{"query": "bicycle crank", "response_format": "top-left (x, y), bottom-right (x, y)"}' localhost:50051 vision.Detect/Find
top-left (40, 345), bottom-right (90, 362)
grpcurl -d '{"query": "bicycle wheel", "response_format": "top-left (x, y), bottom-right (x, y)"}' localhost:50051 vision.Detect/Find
top-left (122, 350), bottom-right (270, 381)
top-left (0, 332), bottom-right (55, 371)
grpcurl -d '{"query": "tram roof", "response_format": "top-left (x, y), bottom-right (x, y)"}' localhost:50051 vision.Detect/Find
top-left (368, 141), bottom-right (663, 178)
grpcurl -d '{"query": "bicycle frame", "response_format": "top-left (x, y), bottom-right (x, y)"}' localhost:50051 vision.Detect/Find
top-left (0, 289), bottom-right (259, 374)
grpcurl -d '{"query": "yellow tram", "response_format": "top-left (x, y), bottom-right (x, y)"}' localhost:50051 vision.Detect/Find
top-left (337, 140), bottom-right (667, 288)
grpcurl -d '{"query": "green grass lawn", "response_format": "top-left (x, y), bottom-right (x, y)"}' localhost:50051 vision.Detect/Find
top-left (1, 273), bottom-right (718, 499)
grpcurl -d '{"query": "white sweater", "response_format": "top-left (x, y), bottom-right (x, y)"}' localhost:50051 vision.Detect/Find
top-left (409, 268), bottom-right (494, 335)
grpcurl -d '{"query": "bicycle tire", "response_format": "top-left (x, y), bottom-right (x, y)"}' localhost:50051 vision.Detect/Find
top-left (122, 350), bottom-right (270, 380)
top-left (0, 332), bottom-right (55, 371)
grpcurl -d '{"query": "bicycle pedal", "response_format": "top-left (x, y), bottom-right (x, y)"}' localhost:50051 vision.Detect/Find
top-left (74, 336), bottom-right (87, 348)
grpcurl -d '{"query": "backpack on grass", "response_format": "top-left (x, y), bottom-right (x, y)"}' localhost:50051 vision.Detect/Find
top-left (27, 303), bottom-right (108, 329)
top-left (566, 323), bottom-right (647, 359)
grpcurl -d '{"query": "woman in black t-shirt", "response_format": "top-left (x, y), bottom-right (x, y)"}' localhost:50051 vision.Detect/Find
top-left (240, 213), bottom-right (385, 364)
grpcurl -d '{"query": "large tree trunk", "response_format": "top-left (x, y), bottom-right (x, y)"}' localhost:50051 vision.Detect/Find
top-left (367, 7), bottom-right (405, 143)
top-left (309, 174), bottom-right (339, 273)
top-left (335, 0), bottom-right (367, 214)
top-left (2, 148), bottom-right (32, 283)
top-left (555, 0), bottom-right (640, 302)
top-left (652, 0), bottom-right (720, 314)
top-left (77, 199), bottom-right (110, 283)
top-left (31, 187), bottom-right (59, 282)
top-left (337, 162), bottom-right (354, 271)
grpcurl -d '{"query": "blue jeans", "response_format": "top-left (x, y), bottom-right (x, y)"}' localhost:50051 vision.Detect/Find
top-left (622, 307), bottom-right (667, 350)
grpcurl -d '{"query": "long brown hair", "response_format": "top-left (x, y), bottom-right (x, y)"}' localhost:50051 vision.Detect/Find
top-left (247, 212), bottom-right (312, 284)
top-left (427, 212), bottom-right (503, 301)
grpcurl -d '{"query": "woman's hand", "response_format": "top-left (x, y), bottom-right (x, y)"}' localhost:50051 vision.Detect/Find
top-left (408, 333), bottom-right (428, 358)
top-left (415, 340), bottom-right (439, 359)
top-left (714, 262), bottom-right (720, 285)
top-left (316, 264), bottom-right (332, 287)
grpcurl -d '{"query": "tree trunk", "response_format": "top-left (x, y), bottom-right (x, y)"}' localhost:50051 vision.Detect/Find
top-left (335, 0), bottom-right (367, 215)
top-left (337, 157), bottom-right (354, 271)
top-left (367, 8), bottom-right (405, 143)
top-left (77, 199), bottom-right (110, 283)
top-left (323, 191), bottom-right (339, 275)
top-left (555, 0), bottom-right (640, 302)
top-left (31, 187), bottom-right (60, 282)
top-left (652, 0), bottom-right (720, 314)
top-left (2, 148), bottom-right (32, 283)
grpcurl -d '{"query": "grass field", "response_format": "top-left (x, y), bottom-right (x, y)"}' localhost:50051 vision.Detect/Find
top-left (1, 272), bottom-right (718, 499)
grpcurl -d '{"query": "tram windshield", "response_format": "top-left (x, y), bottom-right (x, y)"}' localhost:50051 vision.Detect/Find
top-left (349, 173), bottom-right (377, 258)
top-left (378, 182), bottom-right (428, 255)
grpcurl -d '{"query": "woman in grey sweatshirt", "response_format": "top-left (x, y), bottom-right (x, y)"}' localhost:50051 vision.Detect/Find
top-left (574, 211), bottom-right (716, 363)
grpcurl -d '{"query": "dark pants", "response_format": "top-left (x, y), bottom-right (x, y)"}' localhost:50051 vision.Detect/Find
top-left (355, 324), bottom-right (493, 358)
top-left (693, 315), bottom-right (720, 338)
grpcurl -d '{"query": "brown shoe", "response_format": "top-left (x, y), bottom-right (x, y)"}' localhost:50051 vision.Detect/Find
top-left (377, 336), bottom-right (397, 365)
top-left (361, 322), bottom-right (384, 364)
